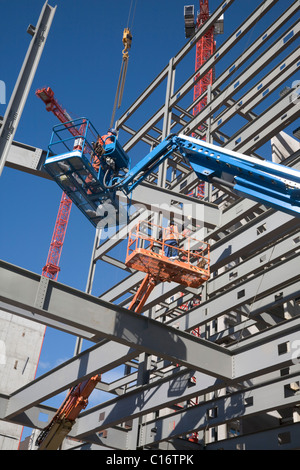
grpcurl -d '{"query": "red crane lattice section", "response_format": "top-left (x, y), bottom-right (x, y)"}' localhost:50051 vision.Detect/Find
top-left (193, 0), bottom-right (215, 120)
top-left (41, 191), bottom-right (72, 280)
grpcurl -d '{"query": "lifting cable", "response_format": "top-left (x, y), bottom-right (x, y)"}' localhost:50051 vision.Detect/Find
top-left (110, 0), bottom-right (138, 128)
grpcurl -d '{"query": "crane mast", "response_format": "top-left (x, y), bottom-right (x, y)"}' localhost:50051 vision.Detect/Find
top-left (193, 0), bottom-right (215, 121)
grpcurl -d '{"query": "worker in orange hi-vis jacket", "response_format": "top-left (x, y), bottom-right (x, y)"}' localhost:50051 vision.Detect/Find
top-left (86, 128), bottom-right (117, 191)
top-left (163, 220), bottom-right (180, 259)
top-left (91, 128), bottom-right (117, 174)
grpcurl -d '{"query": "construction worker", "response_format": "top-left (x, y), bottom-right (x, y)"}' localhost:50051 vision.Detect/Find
top-left (163, 220), bottom-right (179, 259)
top-left (86, 128), bottom-right (117, 191)
top-left (90, 128), bottom-right (117, 175)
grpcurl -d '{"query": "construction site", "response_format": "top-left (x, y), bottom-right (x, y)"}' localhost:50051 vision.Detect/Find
top-left (0, 0), bottom-right (300, 452)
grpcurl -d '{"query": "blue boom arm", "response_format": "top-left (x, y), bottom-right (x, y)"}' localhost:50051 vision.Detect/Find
top-left (115, 133), bottom-right (300, 218)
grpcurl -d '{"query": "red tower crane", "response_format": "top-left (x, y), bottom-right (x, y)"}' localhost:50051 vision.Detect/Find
top-left (193, 0), bottom-right (215, 124)
top-left (36, 87), bottom-right (82, 280)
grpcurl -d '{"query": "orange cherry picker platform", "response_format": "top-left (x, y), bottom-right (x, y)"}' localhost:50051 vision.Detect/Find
top-left (126, 220), bottom-right (210, 313)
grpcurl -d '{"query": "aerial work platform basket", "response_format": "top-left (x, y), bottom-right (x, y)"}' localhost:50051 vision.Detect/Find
top-left (43, 118), bottom-right (128, 227)
top-left (125, 221), bottom-right (210, 288)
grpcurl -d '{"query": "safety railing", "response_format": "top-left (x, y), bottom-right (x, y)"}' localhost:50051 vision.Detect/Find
top-left (126, 220), bottom-right (210, 274)
top-left (46, 117), bottom-right (99, 159)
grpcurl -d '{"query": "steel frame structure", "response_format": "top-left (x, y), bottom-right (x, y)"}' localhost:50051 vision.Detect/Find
top-left (1, 0), bottom-right (300, 451)
top-left (0, 1), bottom-right (56, 177)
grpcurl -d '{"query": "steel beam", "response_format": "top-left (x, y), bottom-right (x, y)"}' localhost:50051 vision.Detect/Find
top-left (0, 301), bottom-right (92, 339)
top-left (74, 369), bottom-right (218, 439)
top-left (211, 48), bottom-right (299, 136)
top-left (206, 422), bottom-right (300, 450)
top-left (100, 210), bottom-right (300, 319)
top-left (227, 89), bottom-right (300, 154)
top-left (172, 0), bottom-right (282, 112)
top-left (99, 271), bottom-right (144, 303)
top-left (190, 0), bottom-right (299, 118)
top-left (210, 279), bottom-right (300, 343)
top-left (0, 1), bottom-right (56, 176)
top-left (73, 317), bottom-right (300, 439)
top-left (75, 426), bottom-right (129, 450)
top-left (120, 0), bottom-right (276, 149)
top-left (117, 0), bottom-right (235, 132)
top-left (4, 141), bottom-right (48, 178)
top-left (141, 367), bottom-right (300, 446)
top-left (0, 260), bottom-right (232, 380)
top-left (117, 182), bottom-right (219, 229)
top-left (168, 253), bottom-right (300, 332)
top-left (208, 231), bottom-right (300, 296)
top-left (180, 20), bottom-right (300, 137)
top-left (209, 211), bottom-right (299, 271)
top-left (1, 313), bottom-right (299, 445)
top-left (5, 340), bottom-right (138, 419)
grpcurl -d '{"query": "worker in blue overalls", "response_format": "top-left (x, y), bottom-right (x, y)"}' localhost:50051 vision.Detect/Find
top-left (163, 220), bottom-right (179, 260)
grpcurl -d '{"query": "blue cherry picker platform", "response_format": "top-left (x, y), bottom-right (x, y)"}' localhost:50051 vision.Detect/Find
top-left (44, 118), bottom-right (129, 227)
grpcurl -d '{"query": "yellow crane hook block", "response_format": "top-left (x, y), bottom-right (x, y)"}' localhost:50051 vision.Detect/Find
top-left (110, 27), bottom-right (133, 126)
top-left (122, 27), bottom-right (132, 57)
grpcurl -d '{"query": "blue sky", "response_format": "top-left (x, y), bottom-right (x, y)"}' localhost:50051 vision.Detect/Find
top-left (0, 0), bottom-right (298, 441)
